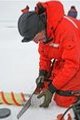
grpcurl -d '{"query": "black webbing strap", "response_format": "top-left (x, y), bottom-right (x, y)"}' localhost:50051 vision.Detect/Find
top-left (56, 90), bottom-right (80, 97)
top-left (56, 90), bottom-right (73, 96)
top-left (49, 84), bottom-right (74, 96)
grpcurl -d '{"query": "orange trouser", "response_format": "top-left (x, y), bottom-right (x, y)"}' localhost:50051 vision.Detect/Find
top-left (36, 81), bottom-right (77, 107)
top-left (54, 93), bottom-right (77, 107)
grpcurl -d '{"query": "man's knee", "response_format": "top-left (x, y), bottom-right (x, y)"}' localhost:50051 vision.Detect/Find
top-left (53, 94), bottom-right (77, 107)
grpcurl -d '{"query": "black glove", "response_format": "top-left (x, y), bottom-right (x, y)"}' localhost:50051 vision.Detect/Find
top-left (36, 75), bottom-right (45, 85)
top-left (36, 70), bottom-right (49, 86)
top-left (37, 84), bottom-right (56, 108)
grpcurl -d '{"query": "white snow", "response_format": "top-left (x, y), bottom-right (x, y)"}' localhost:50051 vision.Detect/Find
top-left (0, 0), bottom-right (80, 120)
top-left (0, 103), bottom-right (68, 120)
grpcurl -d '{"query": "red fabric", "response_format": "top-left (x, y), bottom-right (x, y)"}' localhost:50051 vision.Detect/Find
top-left (54, 94), bottom-right (77, 107)
top-left (40, 1), bottom-right (64, 38)
top-left (57, 113), bottom-right (72, 120)
top-left (38, 1), bottom-right (80, 107)
top-left (21, 9), bottom-right (28, 13)
top-left (21, 6), bottom-right (29, 13)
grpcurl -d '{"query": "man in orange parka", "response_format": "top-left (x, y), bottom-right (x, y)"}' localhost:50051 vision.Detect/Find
top-left (18, 1), bottom-right (80, 108)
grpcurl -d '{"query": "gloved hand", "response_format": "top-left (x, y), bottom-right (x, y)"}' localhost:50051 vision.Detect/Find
top-left (36, 75), bottom-right (45, 85)
top-left (36, 70), bottom-right (49, 86)
top-left (37, 89), bottom-right (53, 108)
top-left (37, 84), bottom-right (56, 108)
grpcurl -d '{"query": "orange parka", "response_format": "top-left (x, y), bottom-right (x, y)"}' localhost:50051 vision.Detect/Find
top-left (38, 1), bottom-right (80, 107)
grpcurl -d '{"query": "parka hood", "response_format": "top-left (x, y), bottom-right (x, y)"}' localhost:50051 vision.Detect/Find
top-left (40, 1), bottom-right (64, 38)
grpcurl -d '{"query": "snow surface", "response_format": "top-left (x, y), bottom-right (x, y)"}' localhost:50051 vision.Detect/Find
top-left (0, 0), bottom-right (80, 120)
top-left (0, 103), bottom-right (68, 120)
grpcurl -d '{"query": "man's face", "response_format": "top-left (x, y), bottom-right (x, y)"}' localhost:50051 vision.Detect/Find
top-left (33, 30), bottom-right (47, 44)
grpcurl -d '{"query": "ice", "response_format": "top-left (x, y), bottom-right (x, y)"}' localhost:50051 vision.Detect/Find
top-left (0, 104), bottom-right (68, 120)
top-left (0, 0), bottom-right (80, 120)
top-left (31, 94), bottom-right (44, 107)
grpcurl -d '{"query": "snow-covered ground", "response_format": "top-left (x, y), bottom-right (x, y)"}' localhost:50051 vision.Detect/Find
top-left (0, 103), bottom-right (68, 120)
top-left (0, 0), bottom-right (80, 120)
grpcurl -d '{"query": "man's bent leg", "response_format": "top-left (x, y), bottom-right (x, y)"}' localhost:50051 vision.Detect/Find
top-left (54, 94), bottom-right (77, 107)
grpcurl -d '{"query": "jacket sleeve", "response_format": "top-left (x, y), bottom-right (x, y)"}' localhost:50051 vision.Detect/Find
top-left (38, 42), bottom-right (51, 72)
top-left (52, 30), bottom-right (80, 89)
